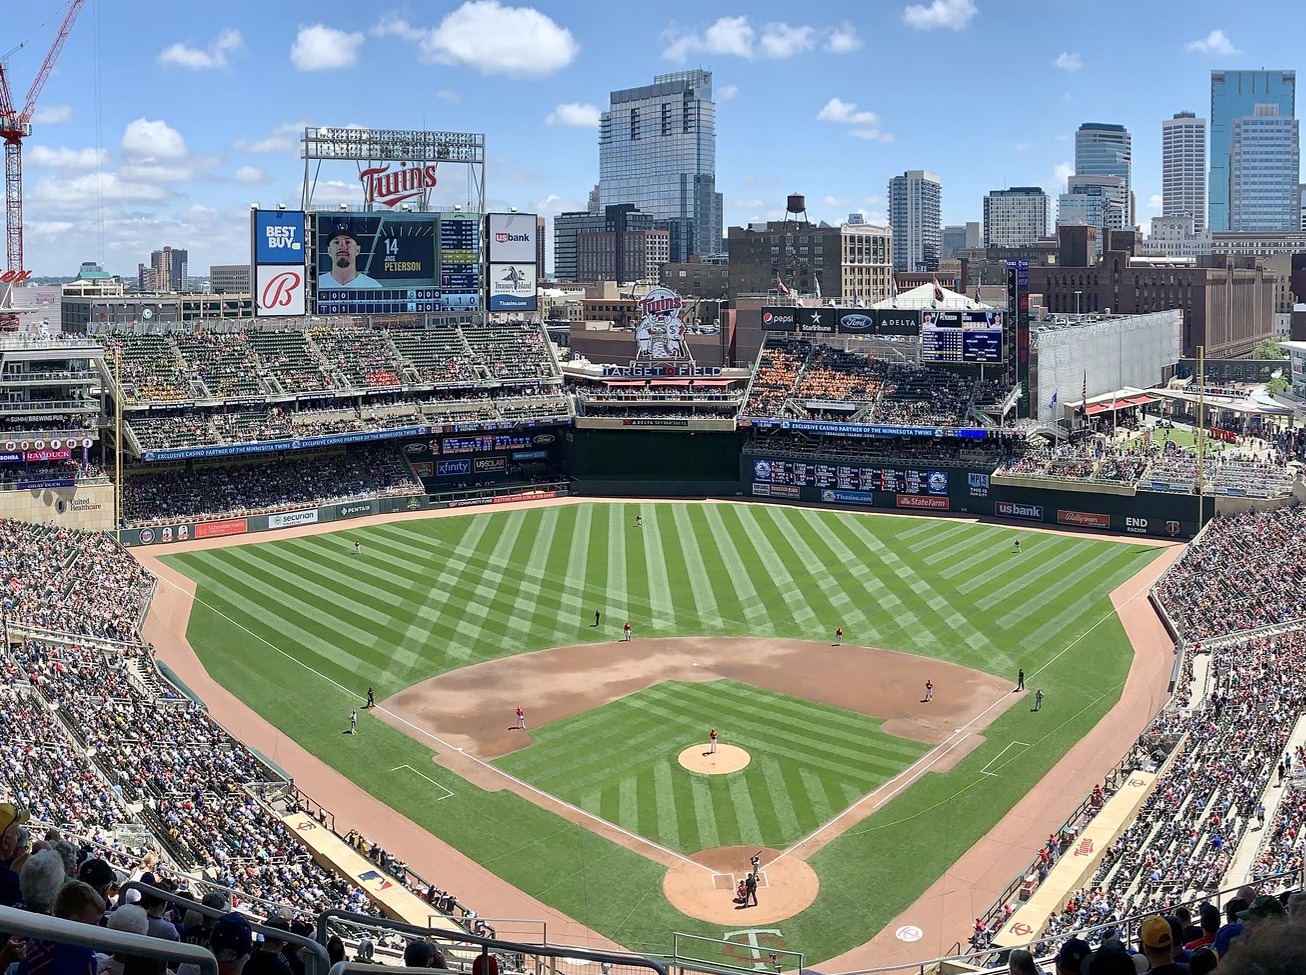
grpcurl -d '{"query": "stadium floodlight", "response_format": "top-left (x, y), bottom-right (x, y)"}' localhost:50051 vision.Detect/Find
top-left (249, 203), bottom-right (258, 210)
top-left (509, 207), bottom-right (518, 213)
top-left (338, 203), bottom-right (348, 210)
top-left (453, 204), bottom-right (462, 211)
top-left (277, 203), bottom-right (286, 211)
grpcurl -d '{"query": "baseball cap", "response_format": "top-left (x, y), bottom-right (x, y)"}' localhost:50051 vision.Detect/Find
top-left (328, 224), bottom-right (360, 244)
top-left (1140, 914), bottom-right (1173, 950)
top-left (201, 892), bottom-right (232, 912)
top-left (77, 858), bottom-right (125, 890)
top-left (1056, 938), bottom-right (1091, 970)
top-left (0, 802), bottom-right (29, 836)
top-left (1083, 939), bottom-right (1148, 975)
top-left (1237, 894), bottom-right (1286, 921)
top-left (210, 912), bottom-right (253, 956)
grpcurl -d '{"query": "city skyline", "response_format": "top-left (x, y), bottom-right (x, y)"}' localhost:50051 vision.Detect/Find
top-left (9, 0), bottom-right (1306, 276)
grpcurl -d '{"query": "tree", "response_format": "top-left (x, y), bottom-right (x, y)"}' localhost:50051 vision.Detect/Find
top-left (1254, 338), bottom-right (1287, 360)
top-left (1266, 374), bottom-right (1290, 394)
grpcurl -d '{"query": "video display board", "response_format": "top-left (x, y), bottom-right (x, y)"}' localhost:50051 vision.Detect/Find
top-left (314, 211), bottom-right (480, 315)
top-left (920, 310), bottom-right (1004, 364)
top-left (750, 458), bottom-right (949, 494)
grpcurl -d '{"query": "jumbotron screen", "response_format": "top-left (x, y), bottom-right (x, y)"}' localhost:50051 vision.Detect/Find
top-left (313, 211), bottom-right (480, 314)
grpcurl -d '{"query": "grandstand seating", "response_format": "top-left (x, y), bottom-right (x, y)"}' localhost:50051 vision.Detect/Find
top-left (171, 333), bottom-right (268, 400)
top-left (100, 334), bottom-right (193, 404)
top-left (248, 329), bottom-right (335, 394)
top-left (385, 327), bottom-right (479, 385)
top-left (308, 323), bottom-right (407, 389)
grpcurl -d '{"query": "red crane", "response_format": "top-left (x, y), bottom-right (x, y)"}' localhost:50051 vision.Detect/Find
top-left (0, 0), bottom-right (86, 278)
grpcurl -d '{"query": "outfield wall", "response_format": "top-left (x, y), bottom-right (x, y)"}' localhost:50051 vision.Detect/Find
top-left (741, 455), bottom-right (1218, 539)
top-left (0, 481), bottom-right (114, 531)
top-left (117, 486), bottom-right (566, 547)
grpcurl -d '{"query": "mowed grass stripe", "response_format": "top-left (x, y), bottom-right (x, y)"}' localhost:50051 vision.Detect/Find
top-left (698, 504), bottom-right (770, 627)
top-left (764, 508), bottom-right (867, 630)
top-left (836, 517), bottom-right (943, 650)
top-left (661, 506), bottom-right (721, 630)
top-left (729, 506), bottom-right (820, 628)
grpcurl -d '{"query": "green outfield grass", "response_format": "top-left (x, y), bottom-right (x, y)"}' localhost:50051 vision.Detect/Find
top-left (164, 502), bottom-right (1161, 963)
top-left (495, 678), bottom-right (930, 852)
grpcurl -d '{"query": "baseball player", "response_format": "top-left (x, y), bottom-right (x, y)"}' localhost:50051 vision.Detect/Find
top-left (515, 706), bottom-right (526, 729)
top-left (348, 710), bottom-right (357, 734)
top-left (353, 540), bottom-right (362, 556)
top-left (622, 621), bottom-right (632, 642)
top-left (924, 679), bottom-right (934, 702)
top-left (1033, 688), bottom-right (1044, 711)
top-left (705, 728), bottom-right (717, 756)
top-left (834, 627), bottom-right (843, 646)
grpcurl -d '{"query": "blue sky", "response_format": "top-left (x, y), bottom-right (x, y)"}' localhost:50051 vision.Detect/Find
top-left (10, 0), bottom-right (1306, 276)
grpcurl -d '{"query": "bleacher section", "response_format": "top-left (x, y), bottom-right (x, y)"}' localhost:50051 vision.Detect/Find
top-left (740, 337), bottom-right (1010, 428)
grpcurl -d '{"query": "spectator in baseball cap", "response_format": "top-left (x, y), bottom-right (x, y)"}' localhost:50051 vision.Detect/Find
top-left (1083, 938), bottom-right (1147, 975)
top-left (1187, 947), bottom-right (1217, 975)
top-left (1139, 915), bottom-right (1185, 975)
top-left (77, 857), bottom-right (125, 906)
top-left (244, 916), bottom-right (293, 975)
top-left (1055, 938), bottom-right (1091, 975)
top-left (210, 912), bottom-right (254, 975)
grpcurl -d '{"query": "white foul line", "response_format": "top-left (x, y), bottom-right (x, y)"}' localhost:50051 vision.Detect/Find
top-left (391, 765), bottom-right (455, 800)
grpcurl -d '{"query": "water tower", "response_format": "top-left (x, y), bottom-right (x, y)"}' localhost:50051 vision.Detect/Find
top-left (782, 193), bottom-right (810, 229)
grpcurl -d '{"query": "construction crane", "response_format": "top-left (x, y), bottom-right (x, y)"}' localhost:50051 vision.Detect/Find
top-left (0, 0), bottom-right (86, 282)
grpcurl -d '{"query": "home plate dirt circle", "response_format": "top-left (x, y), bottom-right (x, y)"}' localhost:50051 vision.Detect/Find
top-left (677, 743), bottom-right (751, 774)
top-left (663, 845), bottom-right (819, 924)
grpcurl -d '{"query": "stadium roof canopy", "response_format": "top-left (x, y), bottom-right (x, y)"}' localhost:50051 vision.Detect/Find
top-left (869, 283), bottom-right (991, 311)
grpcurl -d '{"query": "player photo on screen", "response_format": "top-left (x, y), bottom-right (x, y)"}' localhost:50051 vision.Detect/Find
top-left (322, 224), bottom-right (381, 289)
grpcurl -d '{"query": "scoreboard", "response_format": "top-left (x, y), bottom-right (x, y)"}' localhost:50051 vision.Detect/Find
top-left (920, 311), bottom-right (1004, 364)
top-left (440, 433), bottom-right (536, 454)
top-left (314, 211), bottom-right (481, 315)
top-left (751, 459), bottom-right (948, 494)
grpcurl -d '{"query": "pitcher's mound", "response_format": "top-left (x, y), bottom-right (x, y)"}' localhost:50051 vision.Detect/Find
top-left (678, 743), bottom-right (750, 774)
top-left (663, 846), bottom-right (818, 924)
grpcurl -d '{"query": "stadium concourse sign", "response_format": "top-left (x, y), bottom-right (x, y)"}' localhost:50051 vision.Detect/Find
top-left (251, 208), bottom-right (307, 317)
top-left (139, 426), bottom-right (433, 462)
top-left (761, 307), bottom-right (920, 336)
top-left (745, 417), bottom-right (991, 439)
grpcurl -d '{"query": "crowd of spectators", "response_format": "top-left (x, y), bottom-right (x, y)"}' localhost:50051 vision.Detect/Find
top-left (0, 460), bottom-right (106, 487)
top-left (741, 338), bottom-right (1008, 427)
top-left (98, 320), bottom-right (560, 407)
top-left (0, 520), bottom-right (153, 641)
top-left (1154, 505), bottom-right (1306, 641)
top-left (121, 445), bottom-right (422, 525)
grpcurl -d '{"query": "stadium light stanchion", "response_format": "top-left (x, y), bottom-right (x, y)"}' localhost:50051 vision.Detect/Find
top-left (114, 345), bottom-right (122, 545)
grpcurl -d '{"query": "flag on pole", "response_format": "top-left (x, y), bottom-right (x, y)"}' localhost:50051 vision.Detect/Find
top-left (1080, 371), bottom-right (1088, 415)
top-left (932, 276), bottom-right (945, 303)
top-left (814, 275), bottom-right (822, 301)
top-left (890, 277), bottom-right (899, 303)
top-left (974, 283), bottom-right (982, 302)
top-left (775, 275), bottom-right (791, 297)
top-left (1047, 390), bottom-right (1058, 410)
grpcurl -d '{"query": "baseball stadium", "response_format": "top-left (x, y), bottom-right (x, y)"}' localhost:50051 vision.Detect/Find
top-left (3, 117), bottom-right (1306, 975)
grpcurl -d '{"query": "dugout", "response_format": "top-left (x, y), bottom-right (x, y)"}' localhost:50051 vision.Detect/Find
top-left (567, 427), bottom-right (744, 497)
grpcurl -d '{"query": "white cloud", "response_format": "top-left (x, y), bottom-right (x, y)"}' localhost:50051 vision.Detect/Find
top-left (233, 166), bottom-right (266, 184)
top-left (26, 221), bottom-right (74, 236)
top-left (816, 97), bottom-right (894, 141)
top-left (663, 16), bottom-right (827, 60)
top-left (717, 84), bottom-right (739, 100)
top-left (902, 0), bottom-right (977, 31)
top-left (121, 118), bottom-right (188, 160)
top-left (1053, 51), bottom-right (1082, 71)
top-left (531, 194), bottom-right (584, 216)
top-left (758, 23), bottom-right (815, 59)
top-left (822, 195), bottom-right (849, 208)
top-left (27, 146), bottom-right (105, 169)
top-left (545, 102), bottom-right (601, 127)
top-left (862, 195), bottom-right (886, 206)
top-left (233, 122), bottom-right (304, 154)
top-left (436, 89), bottom-right (460, 104)
top-left (817, 97), bottom-right (876, 125)
top-left (290, 24), bottom-right (364, 71)
top-left (734, 198), bottom-right (765, 209)
top-left (825, 23), bottom-right (862, 53)
top-left (1013, 141), bottom-right (1032, 151)
top-left (1185, 29), bottom-right (1240, 55)
top-left (1053, 162), bottom-right (1074, 188)
top-left (30, 173), bottom-right (170, 207)
top-left (31, 105), bottom-right (72, 124)
top-left (374, 3), bottom-right (578, 77)
top-left (1147, 194), bottom-right (1163, 212)
top-left (158, 29), bottom-right (243, 69)
top-left (664, 16), bottom-right (752, 60)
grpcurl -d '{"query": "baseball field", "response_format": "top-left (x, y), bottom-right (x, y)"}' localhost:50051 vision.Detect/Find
top-left (159, 501), bottom-right (1162, 964)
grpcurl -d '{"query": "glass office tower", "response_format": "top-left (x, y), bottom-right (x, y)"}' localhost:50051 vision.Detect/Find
top-left (1210, 70), bottom-right (1296, 232)
top-left (1228, 106), bottom-right (1300, 231)
top-left (598, 70), bottom-right (723, 261)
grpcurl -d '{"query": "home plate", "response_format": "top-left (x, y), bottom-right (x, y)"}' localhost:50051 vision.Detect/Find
top-left (895, 925), bottom-right (923, 943)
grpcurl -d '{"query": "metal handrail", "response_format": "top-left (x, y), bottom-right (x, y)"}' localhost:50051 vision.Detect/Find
top-left (317, 910), bottom-right (666, 975)
top-left (0, 904), bottom-right (218, 975)
top-left (120, 882), bottom-right (331, 975)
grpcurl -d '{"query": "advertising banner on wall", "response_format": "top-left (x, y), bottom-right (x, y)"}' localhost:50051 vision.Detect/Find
top-left (485, 212), bottom-right (539, 263)
top-left (255, 265), bottom-right (306, 317)
top-left (253, 210), bottom-right (306, 264)
top-left (487, 263), bottom-right (537, 311)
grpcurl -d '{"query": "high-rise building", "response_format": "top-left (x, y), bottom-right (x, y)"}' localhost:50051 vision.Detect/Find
top-left (887, 170), bottom-right (941, 272)
top-left (840, 223), bottom-right (893, 305)
top-left (554, 204), bottom-right (659, 283)
top-left (1162, 111), bottom-right (1207, 232)
top-left (209, 264), bottom-right (251, 294)
top-left (598, 70), bottom-right (722, 262)
top-left (144, 246), bottom-right (188, 292)
top-left (1210, 70), bottom-right (1296, 232)
top-left (982, 187), bottom-right (1051, 247)
top-left (1228, 105), bottom-right (1301, 232)
top-left (1058, 174), bottom-right (1128, 240)
top-left (942, 222), bottom-right (982, 259)
top-left (1074, 123), bottom-right (1132, 225)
